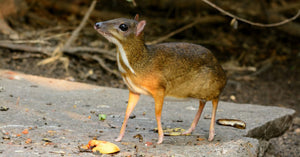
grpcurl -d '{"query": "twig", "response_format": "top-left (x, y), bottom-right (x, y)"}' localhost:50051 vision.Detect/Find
top-left (16, 97), bottom-right (20, 106)
top-left (250, 57), bottom-right (274, 77)
top-left (146, 15), bottom-right (225, 45)
top-left (201, 0), bottom-right (300, 27)
top-left (38, 43), bottom-right (64, 65)
top-left (146, 20), bottom-right (198, 45)
top-left (271, 2), bottom-right (300, 13)
top-left (37, 0), bottom-right (97, 66)
top-left (90, 55), bottom-right (120, 77)
top-left (64, 0), bottom-right (97, 49)
top-left (10, 40), bottom-right (51, 45)
top-left (41, 32), bottom-right (70, 41)
top-left (0, 41), bottom-right (115, 60)
top-left (0, 41), bottom-right (51, 55)
top-left (0, 41), bottom-right (120, 76)
top-left (130, 0), bottom-right (137, 7)
top-left (66, 47), bottom-right (116, 57)
top-left (12, 54), bottom-right (43, 59)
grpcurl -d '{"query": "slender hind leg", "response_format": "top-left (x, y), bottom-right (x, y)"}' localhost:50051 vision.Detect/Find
top-left (115, 91), bottom-right (140, 142)
top-left (208, 98), bottom-right (219, 141)
top-left (182, 100), bottom-right (206, 135)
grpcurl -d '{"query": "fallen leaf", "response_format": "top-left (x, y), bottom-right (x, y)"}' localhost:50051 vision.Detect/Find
top-left (154, 127), bottom-right (190, 136)
top-left (197, 137), bottom-right (205, 141)
top-left (78, 145), bottom-right (91, 152)
top-left (230, 95), bottom-right (236, 101)
top-left (50, 151), bottom-right (65, 154)
top-left (48, 130), bottom-right (56, 134)
top-left (216, 119), bottom-right (246, 129)
top-left (145, 141), bottom-right (153, 146)
top-left (98, 114), bottom-right (107, 121)
top-left (22, 129), bottom-right (29, 134)
top-left (2, 135), bottom-right (10, 140)
top-left (129, 114), bottom-right (136, 119)
top-left (0, 106), bottom-right (9, 111)
top-left (42, 138), bottom-right (52, 142)
top-left (204, 114), bottom-right (211, 119)
top-left (121, 142), bottom-right (129, 146)
top-left (294, 128), bottom-right (300, 134)
top-left (25, 138), bottom-right (32, 144)
top-left (133, 134), bottom-right (143, 142)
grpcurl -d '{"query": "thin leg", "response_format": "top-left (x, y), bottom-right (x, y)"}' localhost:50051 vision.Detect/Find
top-left (152, 89), bottom-right (165, 144)
top-left (208, 98), bottom-right (219, 141)
top-left (115, 91), bottom-right (140, 142)
top-left (182, 100), bottom-right (206, 135)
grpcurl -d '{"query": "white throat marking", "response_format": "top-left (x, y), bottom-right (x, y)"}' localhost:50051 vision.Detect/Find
top-left (116, 52), bottom-right (126, 73)
top-left (110, 37), bottom-right (135, 74)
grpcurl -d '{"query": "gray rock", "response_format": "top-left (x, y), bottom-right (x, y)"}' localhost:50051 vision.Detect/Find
top-left (0, 70), bottom-right (295, 156)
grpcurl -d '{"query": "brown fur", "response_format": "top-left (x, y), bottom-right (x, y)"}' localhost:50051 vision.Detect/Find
top-left (94, 17), bottom-right (227, 144)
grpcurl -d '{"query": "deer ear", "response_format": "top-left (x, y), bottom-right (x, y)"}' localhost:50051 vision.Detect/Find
top-left (136, 20), bottom-right (146, 36)
top-left (134, 14), bottom-right (139, 21)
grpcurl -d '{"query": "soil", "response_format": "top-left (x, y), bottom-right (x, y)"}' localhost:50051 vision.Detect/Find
top-left (0, 0), bottom-right (299, 156)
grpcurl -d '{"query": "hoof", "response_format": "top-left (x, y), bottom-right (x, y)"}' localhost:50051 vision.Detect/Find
top-left (115, 137), bottom-right (122, 142)
top-left (157, 135), bottom-right (164, 144)
top-left (182, 128), bottom-right (193, 135)
top-left (208, 130), bottom-right (215, 141)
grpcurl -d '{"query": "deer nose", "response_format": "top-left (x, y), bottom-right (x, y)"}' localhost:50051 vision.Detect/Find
top-left (94, 22), bottom-right (103, 29)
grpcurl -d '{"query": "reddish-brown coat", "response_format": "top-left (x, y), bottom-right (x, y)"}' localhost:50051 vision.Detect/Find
top-left (94, 16), bottom-right (227, 144)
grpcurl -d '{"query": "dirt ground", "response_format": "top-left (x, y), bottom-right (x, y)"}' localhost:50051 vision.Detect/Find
top-left (0, 0), bottom-right (299, 156)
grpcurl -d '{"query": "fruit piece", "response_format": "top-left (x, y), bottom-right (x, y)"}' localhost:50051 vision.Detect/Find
top-left (86, 140), bottom-right (120, 154)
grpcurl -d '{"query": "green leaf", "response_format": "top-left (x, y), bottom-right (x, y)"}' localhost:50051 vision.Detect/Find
top-left (98, 114), bottom-right (107, 121)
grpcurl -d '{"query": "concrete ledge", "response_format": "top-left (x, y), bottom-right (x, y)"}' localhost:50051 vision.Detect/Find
top-left (0, 70), bottom-right (295, 156)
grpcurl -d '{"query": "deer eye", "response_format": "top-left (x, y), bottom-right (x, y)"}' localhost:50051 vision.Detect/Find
top-left (119, 24), bottom-right (128, 31)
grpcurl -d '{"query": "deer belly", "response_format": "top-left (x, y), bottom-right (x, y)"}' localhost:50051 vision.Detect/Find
top-left (122, 76), bottom-right (149, 95)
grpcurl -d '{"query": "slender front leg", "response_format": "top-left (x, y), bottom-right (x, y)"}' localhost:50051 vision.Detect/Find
top-left (208, 98), bottom-right (219, 141)
top-left (182, 100), bottom-right (206, 135)
top-left (152, 88), bottom-right (165, 144)
top-left (115, 91), bottom-right (140, 142)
